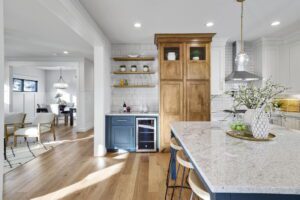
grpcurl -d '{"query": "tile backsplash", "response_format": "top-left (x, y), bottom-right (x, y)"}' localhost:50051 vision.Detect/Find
top-left (111, 44), bottom-right (159, 112)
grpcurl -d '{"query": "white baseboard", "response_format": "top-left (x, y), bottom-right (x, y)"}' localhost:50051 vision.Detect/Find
top-left (76, 121), bottom-right (94, 132)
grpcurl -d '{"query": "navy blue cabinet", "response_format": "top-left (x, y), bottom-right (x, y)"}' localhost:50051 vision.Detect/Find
top-left (106, 116), bottom-right (136, 151)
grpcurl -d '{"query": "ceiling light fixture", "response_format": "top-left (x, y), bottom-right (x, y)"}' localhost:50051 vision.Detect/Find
top-left (134, 22), bottom-right (142, 28)
top-left (235, 0), bottom-right (250, 73)
top-left (206, 22), bottom-right (214, 27)
top-left (271, 21), bottom-right (280, 26)
top-left (53, 68), bottom-right (69, 89)
top-left (63, 51), bottom-right (69, 54)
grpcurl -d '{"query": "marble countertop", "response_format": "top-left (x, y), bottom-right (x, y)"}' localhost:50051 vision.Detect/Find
top-left (106, 112), bottom-right (159, 116)
top-left (170, 121), bottom-right (300, 194)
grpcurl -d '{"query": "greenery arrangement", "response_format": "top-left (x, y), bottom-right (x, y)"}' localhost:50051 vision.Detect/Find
top-left (232, 80), bottom-right (288, 109)
top-left (272, 100), bottom-right (283, 109)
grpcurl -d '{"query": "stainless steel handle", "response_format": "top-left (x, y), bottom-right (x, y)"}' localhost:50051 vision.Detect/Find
top-left (117, 119), bottom-right (127, 122)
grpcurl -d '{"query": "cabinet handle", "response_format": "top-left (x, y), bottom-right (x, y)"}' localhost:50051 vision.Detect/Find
top-left (117, 119), bottom-right (127, 122)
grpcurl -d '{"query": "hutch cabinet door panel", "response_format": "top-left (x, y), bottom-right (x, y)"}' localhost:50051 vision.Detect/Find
top-left (160, 81), bottom-right (184, 147)
top-left (186, 80), bottom-right (210, 121)
top-left (160, 43), bottom-right (184, 80)
top-left (111, 126), bottom-right (135, 149)
top-left (186, 43), bottom-right (210, 80)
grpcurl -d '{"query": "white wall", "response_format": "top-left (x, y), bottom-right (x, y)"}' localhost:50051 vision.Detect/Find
top-left (77, 58), bottom-right (94, 132)
top-left (111, 44), bottom-right (158, 112)
top-left (11, 66), bottom-right (46, 122)
top-left (0, 0), bottom-right (4, 197)
top-left (45, 69), bottom-right (77, 105)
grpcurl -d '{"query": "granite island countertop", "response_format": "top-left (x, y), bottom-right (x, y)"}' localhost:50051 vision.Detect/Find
top-left (170, 121), bottom-right (300, 195)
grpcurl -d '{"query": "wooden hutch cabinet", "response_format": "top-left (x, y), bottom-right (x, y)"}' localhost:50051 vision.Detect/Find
top-left (155, 33), bottom-right (215, 149)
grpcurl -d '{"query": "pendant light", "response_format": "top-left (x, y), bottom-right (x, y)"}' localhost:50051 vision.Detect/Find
top-left (53, 68), bottom-right (68, 89)
top-left (235, 0), bottom-right (249, 71)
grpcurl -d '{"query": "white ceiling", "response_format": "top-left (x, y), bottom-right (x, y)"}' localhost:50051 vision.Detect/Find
top-left (80, 0), bottom-right (300, 43)
top-left (4, 0), bottom-right (93, 59)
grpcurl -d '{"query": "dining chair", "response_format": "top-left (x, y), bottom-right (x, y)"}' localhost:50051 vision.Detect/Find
top-left (4, 113), bottom-right (26, 145)
top-left (13, 113), bottom-right (56, 147)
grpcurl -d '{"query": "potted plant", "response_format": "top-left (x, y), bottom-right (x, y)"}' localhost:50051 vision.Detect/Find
top-left (232, 80), bottom-right (288, 138)
top-left (191, 49), bottom-right (201, 60)
top-left (119, 65), bottom-right (126, 72)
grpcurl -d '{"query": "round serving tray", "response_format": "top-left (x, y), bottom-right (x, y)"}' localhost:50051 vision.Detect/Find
top-left (226, 130), bottom-right (276, 141)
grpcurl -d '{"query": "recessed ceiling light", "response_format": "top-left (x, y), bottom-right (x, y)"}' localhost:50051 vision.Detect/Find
top-left (206, 22), bottom-right (214, 27)
top-left (63, 51), bottom-right (69, 54)
top-left (134, 22), bottom-right (142, 28)
top-left (271, 21), bottom-right (280, 26)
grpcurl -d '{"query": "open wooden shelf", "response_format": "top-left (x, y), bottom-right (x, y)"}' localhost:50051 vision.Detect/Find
top-left (113, 57), bottom-right (155, 61)
top-left (113, 85), bottom-right (156, 88)
top-left (112, 71), bottom-right (155, 75)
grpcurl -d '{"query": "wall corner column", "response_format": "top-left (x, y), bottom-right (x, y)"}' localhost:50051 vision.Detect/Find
top-left (93, 46), bottom-right (107, 156)
top-left (0, 0), bottom-right (4, 197)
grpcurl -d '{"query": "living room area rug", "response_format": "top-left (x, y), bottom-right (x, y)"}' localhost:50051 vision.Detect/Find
top-left (4, 139), bottom-right (62, 173)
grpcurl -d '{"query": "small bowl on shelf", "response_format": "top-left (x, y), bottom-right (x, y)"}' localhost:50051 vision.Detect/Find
top-left (128, 54), bottom-right (140, 58)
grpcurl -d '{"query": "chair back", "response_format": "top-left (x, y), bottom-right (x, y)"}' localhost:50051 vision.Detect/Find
top-left (33, 113), bottom-right (55, 125)
top-left (49, 104), bottom-right (60, 115)
top-left (4, 113), bottom-right (26, 124)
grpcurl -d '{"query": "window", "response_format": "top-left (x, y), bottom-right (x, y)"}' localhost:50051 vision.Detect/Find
top-left (13, 78), bottom-right (23, 92)
top-left (23, 80), bottom-right (38, 92)
top-left (13, 78), bottom-right (38, 92)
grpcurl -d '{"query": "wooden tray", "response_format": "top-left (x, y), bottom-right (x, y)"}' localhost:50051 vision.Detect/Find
top-left (226, 130), bottom-right (276, 141)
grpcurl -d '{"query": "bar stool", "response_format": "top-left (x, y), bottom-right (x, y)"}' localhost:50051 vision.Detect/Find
top-left (188, 170), bottom-right (210, 200)
top-left (174, 150), bottom-right (194, 200)
top-left (165, 137), bottom-right (183, 200)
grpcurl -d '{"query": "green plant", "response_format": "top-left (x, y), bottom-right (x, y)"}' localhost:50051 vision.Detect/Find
top-left (272, 100), bottom-right (283, 109)
top-left (191, 49), bottom-right (200, 57)
top-left (232, 79), bottom-right (288, 109)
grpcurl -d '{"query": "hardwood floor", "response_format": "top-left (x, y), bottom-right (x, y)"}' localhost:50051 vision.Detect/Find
top-left (4, 125), bottom-right (193, 200)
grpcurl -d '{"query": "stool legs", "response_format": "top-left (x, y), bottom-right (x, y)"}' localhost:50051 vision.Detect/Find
top-left (171, 164), bottom-right (181, 199)
top-left (165, 155), bottom-right (172, 200)
top-left (179, 166), bottom-right (186, 200)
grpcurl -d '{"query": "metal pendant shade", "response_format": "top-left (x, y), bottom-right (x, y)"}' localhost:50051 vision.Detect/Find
top-left (53, 68), bottom-right (68, 89)
top-left (225, 0), bottom-right (261, 82)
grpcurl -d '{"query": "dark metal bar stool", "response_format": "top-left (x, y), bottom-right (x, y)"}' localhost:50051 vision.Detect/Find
top-left (165, 137), bottom-right (183, 200)
top-left (174, 150), bottom-right (193, 200)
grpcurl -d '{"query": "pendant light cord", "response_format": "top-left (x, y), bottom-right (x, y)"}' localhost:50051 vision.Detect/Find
top-left (240, 1), bottom-right (244, 52)
top-left (60, 68), bottom-right (63, 79)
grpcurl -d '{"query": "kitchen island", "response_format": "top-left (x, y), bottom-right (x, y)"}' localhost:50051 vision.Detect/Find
top-left (170, 121), bottom-right (300, 200)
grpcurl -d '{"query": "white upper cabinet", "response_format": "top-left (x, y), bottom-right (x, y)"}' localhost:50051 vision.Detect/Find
top-left (211, 39), bottom-right (227, 95)
top-left (289, 44), bottom-right (300, 92)
top-left (257, 35), bottom-right (300, 93)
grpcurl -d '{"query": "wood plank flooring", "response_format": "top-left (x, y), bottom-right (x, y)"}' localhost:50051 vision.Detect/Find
top-left (4, 125), bottom-right (193, 200)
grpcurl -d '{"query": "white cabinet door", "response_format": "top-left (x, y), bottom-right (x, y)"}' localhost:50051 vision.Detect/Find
top-left (283, 117), bottom-right (300, 130)
top-left (289, 44), bottom-right (300, 93)
top-left (211, 47), bottom-right (225, 95)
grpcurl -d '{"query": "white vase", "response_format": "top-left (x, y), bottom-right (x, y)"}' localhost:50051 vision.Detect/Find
top-left (244, 109), bottom-right (256, 125)
top-left (251, 107), bottom-right (270, 139)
